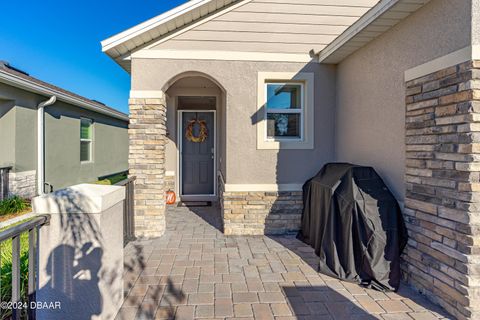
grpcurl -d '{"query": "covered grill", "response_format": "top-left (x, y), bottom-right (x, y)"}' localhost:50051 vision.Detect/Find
top-left (298, 163), bottom-right (408, 291)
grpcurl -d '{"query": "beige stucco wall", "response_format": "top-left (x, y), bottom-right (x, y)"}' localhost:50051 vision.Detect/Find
top-left (335, 0), bottom-right (472, 201)
top-left (132, 59), bottom-right (336, 184)
top-left (472, 0), bottom-right (480, 45)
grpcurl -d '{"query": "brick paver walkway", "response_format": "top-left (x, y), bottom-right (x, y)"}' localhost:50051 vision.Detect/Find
top-left (116, 205), bottom-right (450, 320)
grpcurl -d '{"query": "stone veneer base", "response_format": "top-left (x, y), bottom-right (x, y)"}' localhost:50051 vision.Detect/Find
top-left (9, 170), bottom-right (36, 199)
top-left (221, 189), bottom-right (303, 236)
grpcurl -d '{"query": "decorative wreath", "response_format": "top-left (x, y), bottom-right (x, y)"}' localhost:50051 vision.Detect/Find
top-left (185, 119), bottom-right (208, 143)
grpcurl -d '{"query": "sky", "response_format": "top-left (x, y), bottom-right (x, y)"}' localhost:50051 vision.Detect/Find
top-left (0, 0), bottom-right (188, 114)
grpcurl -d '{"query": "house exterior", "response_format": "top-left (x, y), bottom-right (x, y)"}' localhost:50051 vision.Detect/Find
top-left (0, 61), bottom-right (129, 197)
top-left (102, 0), bottom-right (480, 318)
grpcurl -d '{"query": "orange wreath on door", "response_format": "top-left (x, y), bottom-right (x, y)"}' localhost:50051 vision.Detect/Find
top-left (185, 119), bottom-right (208, 143)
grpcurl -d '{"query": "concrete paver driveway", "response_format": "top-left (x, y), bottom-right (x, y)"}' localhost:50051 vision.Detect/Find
top-left (116, 205), bottom-right (449, 320)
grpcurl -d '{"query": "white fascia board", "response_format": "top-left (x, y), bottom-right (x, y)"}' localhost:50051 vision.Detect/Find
top-left (0, 70), bottom-right (129, 121)
top-left (101, 0), bottom-right (215, 53)
top-left (131, 49), bottom-right (314, 63)
top-left (317, 0), bottom-right (401, 63)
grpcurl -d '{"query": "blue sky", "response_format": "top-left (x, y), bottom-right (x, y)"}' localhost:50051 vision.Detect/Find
top-left (0, 0), bottom-right (187, 114)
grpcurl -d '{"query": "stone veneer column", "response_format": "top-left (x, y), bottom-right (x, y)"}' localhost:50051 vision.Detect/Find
top-left (404, 61), bottom-right (480, 319)
top-left (129, 96), bottom-right (167, 238)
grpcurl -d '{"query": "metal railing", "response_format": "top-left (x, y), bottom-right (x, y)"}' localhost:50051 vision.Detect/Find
top-left (115, 176), bottom-right (136, 245)
top-left (0, 166), bottom-right (12, 201)
top-left (0, 215), bottom-right (50, 320)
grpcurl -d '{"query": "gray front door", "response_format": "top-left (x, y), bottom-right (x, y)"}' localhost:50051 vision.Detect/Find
top-left (181, 111), bottom-right (215, 195)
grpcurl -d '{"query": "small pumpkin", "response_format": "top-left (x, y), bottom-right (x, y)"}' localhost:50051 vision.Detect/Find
top-left (166, 190), bottom-right (176, 205)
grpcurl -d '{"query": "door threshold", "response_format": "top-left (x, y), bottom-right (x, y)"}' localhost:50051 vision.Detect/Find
top-left (180, 195), bottom-right (217, 202)
top-left (178, 201), bottom-right (212, 207)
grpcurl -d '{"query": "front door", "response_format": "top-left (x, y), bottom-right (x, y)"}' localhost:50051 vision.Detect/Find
top-left (181, 111), bottom-right (215, 196)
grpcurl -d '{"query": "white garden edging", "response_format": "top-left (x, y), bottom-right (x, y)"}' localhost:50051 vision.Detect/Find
top-left (0, 211), bottom-right (37, 229)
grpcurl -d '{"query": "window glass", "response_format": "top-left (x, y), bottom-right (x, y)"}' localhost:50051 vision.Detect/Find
top-left (80, 119), bottom-right (92, 162)
top-left (266, 84), bottom-right (301, 109)
top-left (81, 119), bottom-right (92, 139)
top-left (265, 82), bottom-right (303, 139)
top-left (80, 141), bottom-right (91, 162)
top-left (267, 113), bottom-right (300, 138)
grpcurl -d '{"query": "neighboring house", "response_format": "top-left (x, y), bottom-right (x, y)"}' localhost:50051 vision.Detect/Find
top-left (0, 61), bottom-right (129, 198)
top-left (102, 0), bottom-right (480, 318)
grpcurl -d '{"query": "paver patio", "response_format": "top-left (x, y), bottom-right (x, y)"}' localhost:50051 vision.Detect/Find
top-left (116, 205), bottom-right (450, 320)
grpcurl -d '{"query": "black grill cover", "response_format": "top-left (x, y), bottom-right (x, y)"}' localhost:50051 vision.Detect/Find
top-left (298, 163), bottom-right (408, 291)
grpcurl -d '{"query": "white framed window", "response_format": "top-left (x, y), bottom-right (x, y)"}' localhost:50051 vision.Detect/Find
top-left (265, 82), bottom-right (304, 141)
top-left (257, 72), bottom-right (314, 150)
top-left (80, 118), bottom-right (93, 162)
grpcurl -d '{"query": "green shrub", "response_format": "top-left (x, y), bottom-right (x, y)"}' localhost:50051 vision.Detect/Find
top-left (0, 196), bottom-right (30, 215)
top-left (95, 172), bottom-right (128, 185)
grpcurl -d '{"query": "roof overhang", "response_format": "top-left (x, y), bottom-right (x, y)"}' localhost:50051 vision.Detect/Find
top-left (101, 0), bottom-right (241, 72)
top-left (0, 69), bottom-right (129, 121)
top-left (317, 0), bottom-right (430, 64)
top-left (102, 0), bottom-right (430, 70)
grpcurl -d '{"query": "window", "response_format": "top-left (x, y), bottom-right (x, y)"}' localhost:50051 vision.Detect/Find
top-left (257, 72), bottom-right (314, 150)
top-left (265, 83), bottom-right (303, 140)
top-left (80, 118), bottom-right (93, 162)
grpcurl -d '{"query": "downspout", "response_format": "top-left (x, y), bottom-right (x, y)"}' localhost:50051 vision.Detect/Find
top-left (37, 96), bottom-right (56, 195)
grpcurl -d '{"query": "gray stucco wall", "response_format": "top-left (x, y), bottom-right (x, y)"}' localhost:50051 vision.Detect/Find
top-left (335, 0), bottom-right (472, 201)
top-left (132, 59), bottom-right (336, 185)
top-left (0, 100), bottom-right (15, 169)
top-left (0, 82), bottom-right (41, 173)
top-left (0, 81), bottom-right (128, 193)
top-left (45, 102), bottom-right (128, 190)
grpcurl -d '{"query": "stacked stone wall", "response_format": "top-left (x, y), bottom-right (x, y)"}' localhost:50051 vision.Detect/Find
top-left (404, 61), bottom-right (480, 319)
top-left (222, 189), bottom-right (303, 236)
top-left (129, 97), bottom-right (167, 238)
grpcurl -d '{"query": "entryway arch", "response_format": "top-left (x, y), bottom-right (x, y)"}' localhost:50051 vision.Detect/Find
top-left (163, 72), bottom-right (226, 203)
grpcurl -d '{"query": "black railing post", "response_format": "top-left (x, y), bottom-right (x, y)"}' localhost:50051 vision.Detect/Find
top-left (0, 166), bottom-right (12, 201)
top-left (11, 235), bottom-right (20, 320)
top-left (0, 215), bottom-right (50, 320)
top-left (28, 228), bottom-right (37, 320)
top-left (115, 176), bottom-right (136, 245)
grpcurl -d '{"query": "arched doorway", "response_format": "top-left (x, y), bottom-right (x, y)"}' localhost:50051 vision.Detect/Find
top-left (163, 73), bottom-right (226, 203)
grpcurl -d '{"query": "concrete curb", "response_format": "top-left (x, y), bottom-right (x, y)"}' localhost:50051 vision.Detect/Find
top-left (0, 211), bottom-right (37, 229)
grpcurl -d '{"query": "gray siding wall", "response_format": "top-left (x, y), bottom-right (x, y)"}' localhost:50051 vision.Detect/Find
top-left (335, 0), bottom-right (472, 201)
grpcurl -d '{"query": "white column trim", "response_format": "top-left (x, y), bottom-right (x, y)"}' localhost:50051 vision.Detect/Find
top-left (130, 90), bottom-right (165, 99)
top-left (224, 183), bottom-right (303, 192)
top-left (405, 45), bottom-right (480, 82)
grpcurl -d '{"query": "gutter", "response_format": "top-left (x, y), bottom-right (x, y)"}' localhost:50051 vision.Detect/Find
top-left (0, 70), bottom-right (129, 122)
top-left (37, 96), bottom-right (57, 195)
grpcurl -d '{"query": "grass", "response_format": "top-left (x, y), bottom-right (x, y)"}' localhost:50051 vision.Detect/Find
top-left (94, 172), bottom-right (128, 185)
top-left (0, 196), bottom-right (31, 216)
top-left (0, 219), bottom-right (32, 320)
